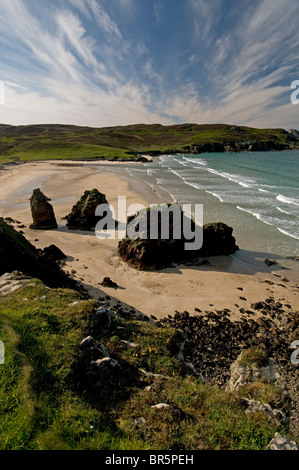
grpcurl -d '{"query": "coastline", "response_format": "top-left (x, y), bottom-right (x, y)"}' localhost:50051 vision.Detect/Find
top-left (0, 160), bottom-right (298, 320)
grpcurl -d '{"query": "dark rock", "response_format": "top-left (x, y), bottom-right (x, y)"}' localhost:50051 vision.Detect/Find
top-left (251, 301), bottom-right (267, 311)
top-left (4, 217), bottom-right (15, 224)
top-left (101, 277), bottom-right (118, 289)
top-left (29, 189), bottom-right (58, 230)
top-left (118, 206), bottom-right (238, 270)
top-left (79, 336), bottom-right (110, 359)
top-left (0, 218), bottom-right (83, 292)
top-left (160, 299), bottom-right (296, 389)
top-left (42, 244), bottom-right (67, 261)
top-left (66, 189), bottom-right (108, 231)
top-left (95, 307), bottom-right (117, 330)
top-left (136, 156), bottom-right (152, 163)
top-left (264, 258), bottom-right (278, 267)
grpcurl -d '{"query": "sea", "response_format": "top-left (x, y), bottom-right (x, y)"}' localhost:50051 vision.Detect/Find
top-left (100, 150), bottom-right (299, 280)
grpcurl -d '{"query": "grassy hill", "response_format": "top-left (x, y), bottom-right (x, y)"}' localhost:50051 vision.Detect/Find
top-left (0, 123), bottom-right (298, 163)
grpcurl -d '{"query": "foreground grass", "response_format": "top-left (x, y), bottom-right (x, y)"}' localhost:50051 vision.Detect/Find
top-left (0, 279), bottom-right (292, 450)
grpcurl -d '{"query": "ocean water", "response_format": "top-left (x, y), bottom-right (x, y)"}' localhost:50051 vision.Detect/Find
top-left (100, 151), bottom-right (299, 279)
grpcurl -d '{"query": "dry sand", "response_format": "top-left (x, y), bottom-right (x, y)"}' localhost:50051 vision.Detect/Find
top-left (0, 160), bottom-right (298, 320)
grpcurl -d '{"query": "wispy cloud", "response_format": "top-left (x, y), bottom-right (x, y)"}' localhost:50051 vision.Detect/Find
top-left (189, 0), bottom-right (222, 43)
top-left (153, 2), bottom-right (163, 23)
top-left (0, 0), bottom-right (298, 128)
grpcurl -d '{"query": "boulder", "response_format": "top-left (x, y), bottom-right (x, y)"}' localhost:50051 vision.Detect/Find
top-left (41, 244), bottom-right (67, 261)
top-left (267, 433), bottom-right (299, 451)
top-left (95, 307), bottom-right (117, 330)
top-left (264, 258), bottom-right (278, 267)
top-left (65, 189), bottom-right (108, 231)
top-left (29, 188), bottom-right (58, 230)
top-left (101, 277), bottom-right (118, 289)
top-left (118, 205), bottom-right (238, 270)
top-left (201, 222), bottom-right (238, 256)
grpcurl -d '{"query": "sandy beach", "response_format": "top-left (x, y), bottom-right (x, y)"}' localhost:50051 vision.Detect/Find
top-left (0, 160), bottom-right (298, 320)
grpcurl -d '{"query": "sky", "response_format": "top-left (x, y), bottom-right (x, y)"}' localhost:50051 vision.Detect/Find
top-left (0, 0), bottom-right (299, 129)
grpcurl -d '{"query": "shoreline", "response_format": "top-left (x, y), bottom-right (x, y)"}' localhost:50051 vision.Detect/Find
top-left (0, 160), bottom-right (298, 320)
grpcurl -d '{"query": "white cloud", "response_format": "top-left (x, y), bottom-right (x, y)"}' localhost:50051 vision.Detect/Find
top-left (56, 11), bottom-right (97, 68)
top-left (0, 0), bottom-right (298, 129)
top-left (153, 3), bottom-right (163, 23)
top-left (189, 0), bottom-right (222, 42)
top-left (87, 0), bottom-right (122, 38)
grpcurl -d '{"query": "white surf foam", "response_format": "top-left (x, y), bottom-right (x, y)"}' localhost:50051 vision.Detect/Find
top-left (276, 194), bottom-right (299, 207)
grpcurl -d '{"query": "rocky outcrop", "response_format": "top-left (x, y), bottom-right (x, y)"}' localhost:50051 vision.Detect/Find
top-left (267, 433), bottom-right (299, 450)
top-left (200, 222), bottom-right (238, 256)
top-left (65, 189), bottom-right (108, 231)
top-left (184, 137), bottom-right (296, 154)
top-left (226, 350), bottom-right (281, 393)
top-left (287, 129), bottom-right (299, 138)
top-left (0, 272), bottom-right (34, 295)
top-left (160, 301), bottom-right (299, 436)
top-left (241, 399), bottom-right (288, 425)
top-left (73, 313), bottom-right (142, 404)
top-left (118, 206), bottom-right (238, 270)
top-left (160, 301), bottom-right (298, 387)
top-left (0, 218), bottom-right (81, 290)
top-left (29, 188), bottom-right (58, 230)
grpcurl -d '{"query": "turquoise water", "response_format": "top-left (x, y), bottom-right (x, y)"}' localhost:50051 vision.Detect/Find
top-left (98, 151), bottom-right (299, 279)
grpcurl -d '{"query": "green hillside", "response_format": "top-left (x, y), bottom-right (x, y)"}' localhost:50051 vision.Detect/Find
top-left (0, 123), bottom-right (298, 163)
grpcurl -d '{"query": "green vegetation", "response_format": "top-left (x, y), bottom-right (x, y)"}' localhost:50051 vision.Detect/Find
top-left (0, 279), bottom-right (292, 450)
top-left (0, 123), bottom-right (298, 164)
top-left (239, 347), bottom-right (269, 368)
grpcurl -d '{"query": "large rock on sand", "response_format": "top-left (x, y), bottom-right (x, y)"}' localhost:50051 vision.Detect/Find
top-left (118, 206), bottom-right (238, 270)
top-left (66, 189), bottom-right (108, 231)
top-left (29, 188), bottom-right (58, 230)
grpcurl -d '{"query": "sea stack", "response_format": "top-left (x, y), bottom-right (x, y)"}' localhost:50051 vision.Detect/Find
top-left (118, 206), bottom-right (238, 270)
top-left (66, 189), bottom-right (108, 231)
top-left (29, 188), bottom-right (58, 230)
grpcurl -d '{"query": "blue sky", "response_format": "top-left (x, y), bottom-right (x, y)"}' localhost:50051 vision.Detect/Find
top-left (0, 0), bottom-right (298, 128)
